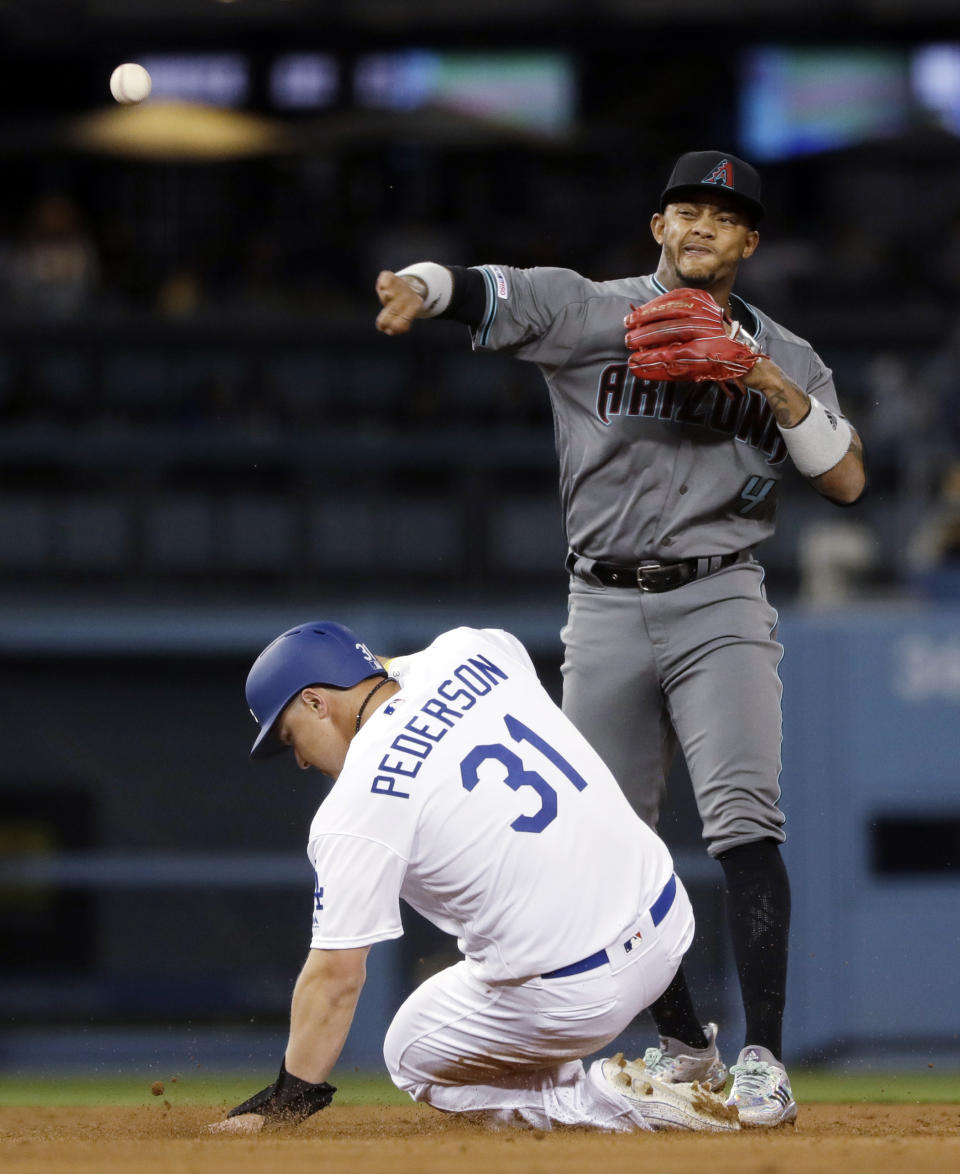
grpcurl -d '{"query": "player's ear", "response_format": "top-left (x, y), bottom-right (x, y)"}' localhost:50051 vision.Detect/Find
top-left (741, 229), bottom-right (759, 259)
top-left (650, 212), bottom-right (665, 245)
top-left (299, 687), bottom-right (329, 718)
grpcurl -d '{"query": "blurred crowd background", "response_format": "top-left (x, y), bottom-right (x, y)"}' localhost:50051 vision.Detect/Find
top-left (0, 0), bottom-right (958, 1077)
top-left (1, 1), bottom-right (959, 605)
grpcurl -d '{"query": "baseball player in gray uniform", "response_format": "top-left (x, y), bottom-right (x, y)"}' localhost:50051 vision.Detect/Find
top-left (373, 150), bottom-right (866, 1127)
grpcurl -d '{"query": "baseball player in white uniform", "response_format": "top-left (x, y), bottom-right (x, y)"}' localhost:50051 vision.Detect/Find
top-left (373, 150), bottom-right (867, 1127)
top-left (208, 620), bottom-right (738, 1134)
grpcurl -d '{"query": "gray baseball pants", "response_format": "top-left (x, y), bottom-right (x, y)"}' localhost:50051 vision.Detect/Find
top-left (560, 558), bottom-right (785, 856)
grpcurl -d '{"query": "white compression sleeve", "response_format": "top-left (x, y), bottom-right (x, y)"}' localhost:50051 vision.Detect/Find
top-left (395, 262), bottom-right (453, 318)
top-left (777, 395), bottom-right (853, 478)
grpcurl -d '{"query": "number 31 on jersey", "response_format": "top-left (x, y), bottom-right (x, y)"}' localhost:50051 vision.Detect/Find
top-left (459, 714), bottom-right (588, 833)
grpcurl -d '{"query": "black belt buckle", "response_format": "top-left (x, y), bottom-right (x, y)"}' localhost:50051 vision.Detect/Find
top-left (635, 562), bottom-right (693, 593)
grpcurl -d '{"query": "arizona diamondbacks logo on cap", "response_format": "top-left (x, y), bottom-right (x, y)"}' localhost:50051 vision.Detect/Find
top-left (702, 159), bottom-right (734, 188)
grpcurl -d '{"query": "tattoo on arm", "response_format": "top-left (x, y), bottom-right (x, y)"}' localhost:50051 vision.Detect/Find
top-left (768, 387), bottom-right (809, 428)
top-left (767, 390), bottom-right (792, 426)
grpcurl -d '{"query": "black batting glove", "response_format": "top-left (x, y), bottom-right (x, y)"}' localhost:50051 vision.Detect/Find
top-left (227, 1060), bottom-right (336, 1127)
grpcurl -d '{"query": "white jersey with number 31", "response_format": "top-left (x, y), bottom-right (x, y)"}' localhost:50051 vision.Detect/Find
top-left (306, 627), bottom-right (675, 982)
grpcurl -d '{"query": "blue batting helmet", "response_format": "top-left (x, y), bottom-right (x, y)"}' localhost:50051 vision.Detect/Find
top-left (245, 620), bottom-right (386, 759)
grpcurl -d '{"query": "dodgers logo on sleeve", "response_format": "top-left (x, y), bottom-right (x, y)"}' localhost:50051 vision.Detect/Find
top-left (313, 872), bottom-right (324, 923)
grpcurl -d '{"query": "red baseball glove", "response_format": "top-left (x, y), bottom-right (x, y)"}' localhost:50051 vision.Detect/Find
top-left (624, 288), bottom-right (764, 391)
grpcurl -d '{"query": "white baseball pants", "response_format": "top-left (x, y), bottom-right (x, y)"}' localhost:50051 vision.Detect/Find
top-left (383, 878), bottom-right (694, 1130)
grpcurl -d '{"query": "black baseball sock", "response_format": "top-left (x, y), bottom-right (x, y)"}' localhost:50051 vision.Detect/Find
top-left (717, 838), bottom-right (791, 1059)
top-left (649, 965), bottom-right (709, 1050)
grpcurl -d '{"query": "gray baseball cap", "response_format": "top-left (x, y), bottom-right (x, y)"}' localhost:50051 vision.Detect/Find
top-left (660, 150), bottom-right (764, 225)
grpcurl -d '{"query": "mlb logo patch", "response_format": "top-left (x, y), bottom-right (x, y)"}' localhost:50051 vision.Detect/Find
top-left (489, 265), bottom-right (509, 299)
top-left (623, 930), bottom-right (643, 953)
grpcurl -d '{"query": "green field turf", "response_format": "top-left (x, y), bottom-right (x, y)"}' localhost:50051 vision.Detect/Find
top-left (0, 1069), bottom-right (957, 1107)
top-left (0, 1072), bottom-right (408, 1107)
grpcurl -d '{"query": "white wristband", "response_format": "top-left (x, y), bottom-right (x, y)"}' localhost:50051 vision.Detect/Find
top-left (395, 262), bottom-right (453, 318)
top-left (777, 395), bottom-right (852, 478)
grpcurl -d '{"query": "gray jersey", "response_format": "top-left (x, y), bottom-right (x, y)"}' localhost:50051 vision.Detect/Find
top-left (470, 265), bottom-right (843, 562)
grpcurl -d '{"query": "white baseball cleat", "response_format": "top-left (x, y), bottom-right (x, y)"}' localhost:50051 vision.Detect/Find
top-left (725, 1046), bottom-right (798, 1127)
top-left (640, 1021), bottom-right (728, 1092)
top-left (592, 1053), bottom-right (740, 1132)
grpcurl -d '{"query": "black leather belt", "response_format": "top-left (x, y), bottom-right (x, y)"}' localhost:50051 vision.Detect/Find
top-left (591, 551), bottom-right (742, 593)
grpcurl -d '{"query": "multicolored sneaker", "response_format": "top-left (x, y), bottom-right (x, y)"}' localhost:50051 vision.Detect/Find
top-left (640, 1022), bottom-right (728, 1092)
top-left (592, 1054), bottom-right (740, 1132)
top-left (725, 1046), bottom-right (798, 1127)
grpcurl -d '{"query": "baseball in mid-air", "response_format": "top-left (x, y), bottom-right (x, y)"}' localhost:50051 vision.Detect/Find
top-left (110, 63), bottom-right (152, 105)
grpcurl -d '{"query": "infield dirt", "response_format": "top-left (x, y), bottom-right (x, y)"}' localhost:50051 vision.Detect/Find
top-left (2, 1103), bottom-right (959, 1174)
